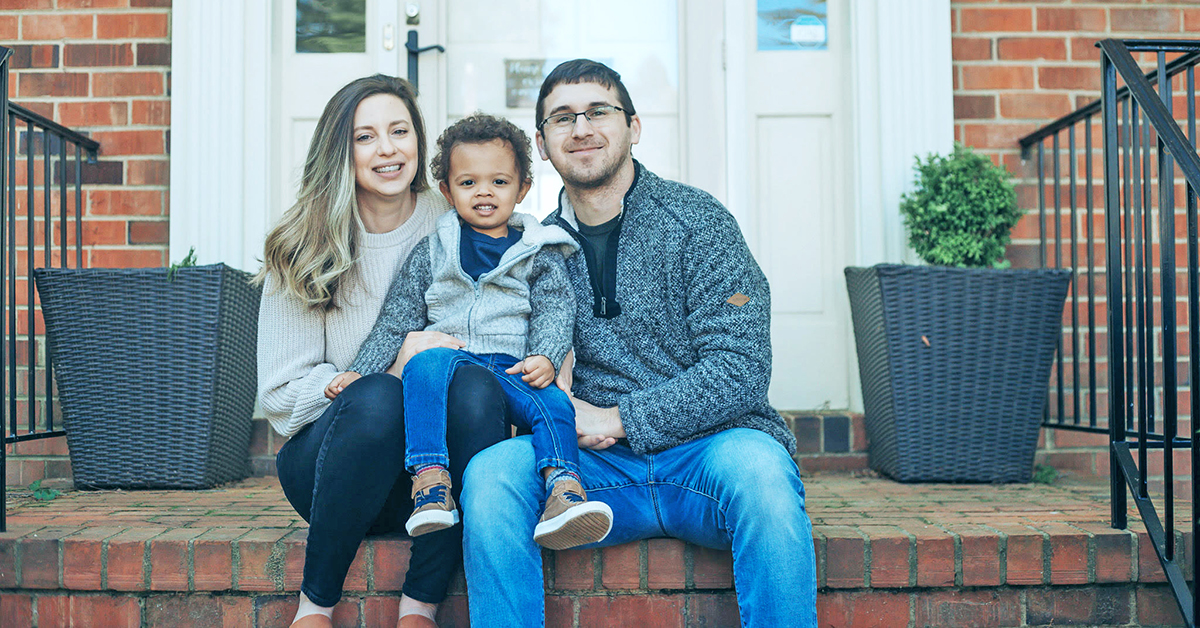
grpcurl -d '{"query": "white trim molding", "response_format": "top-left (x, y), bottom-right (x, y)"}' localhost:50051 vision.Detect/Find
top-left (170, 0), bottom-right (273, 272)
top-left (850, 0), bottom-right (953, 266)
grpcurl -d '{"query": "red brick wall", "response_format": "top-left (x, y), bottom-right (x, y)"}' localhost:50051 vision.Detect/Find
top-left (951, 1), bottom-right (1197, 482)
top-left (3, 0), bottom-right (170, 486)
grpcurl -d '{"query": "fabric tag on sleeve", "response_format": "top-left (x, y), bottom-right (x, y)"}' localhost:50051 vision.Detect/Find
top-left (726, 293), bottom-right (750, 307)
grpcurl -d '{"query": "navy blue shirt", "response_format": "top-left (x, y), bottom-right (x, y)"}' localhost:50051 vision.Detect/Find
top-left (459, 222), bottom-right (522, 280)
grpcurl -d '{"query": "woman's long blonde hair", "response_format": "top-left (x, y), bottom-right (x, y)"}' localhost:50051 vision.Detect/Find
top-left (254, 74), bottom-right (430, 310)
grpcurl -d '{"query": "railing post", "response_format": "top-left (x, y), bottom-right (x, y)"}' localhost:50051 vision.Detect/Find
top-left (1101, 50), bottom-right (1128, 530)
top-left (0, 46), bottom-right (9, 534)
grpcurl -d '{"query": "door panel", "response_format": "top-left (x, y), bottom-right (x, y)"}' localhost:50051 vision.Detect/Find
top-left (737, 0), bottom-right (852, 410)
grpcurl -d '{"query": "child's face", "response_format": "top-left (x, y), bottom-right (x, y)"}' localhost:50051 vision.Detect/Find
top-left (439, 139), bottom-right (531, 238)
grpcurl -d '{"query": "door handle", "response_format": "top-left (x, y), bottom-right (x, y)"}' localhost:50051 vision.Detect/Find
top-left (405, 30), bottom-right (444, 90)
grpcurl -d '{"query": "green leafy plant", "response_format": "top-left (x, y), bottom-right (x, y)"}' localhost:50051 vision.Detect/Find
top-left (899, 143), bottom-right (1020, 268)
top-left (1032, 463), bottom-right (1059, 485)
top-left (166, 247), bottom-right (198, 281)
top-left (28, 479), bottom-right (60, 501)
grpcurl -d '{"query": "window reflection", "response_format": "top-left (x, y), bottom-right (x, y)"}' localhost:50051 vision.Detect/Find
top-left (297, 0), bottom-right (366, 54)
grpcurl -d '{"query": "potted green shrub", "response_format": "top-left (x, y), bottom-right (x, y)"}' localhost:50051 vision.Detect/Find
top-left (844, 143), bottom-right (1072, 483)
top-left (32, 251), bottom-right (261, 489)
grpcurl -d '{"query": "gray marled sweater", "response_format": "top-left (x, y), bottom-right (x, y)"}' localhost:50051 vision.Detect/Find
top-left (351, 210), bottom-right (577, 376)
top-left (546, 163), bottom-right (795, 455)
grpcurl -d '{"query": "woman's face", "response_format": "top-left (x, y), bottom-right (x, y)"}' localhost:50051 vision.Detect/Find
top-left (352, 93), bottom-right (420, 208)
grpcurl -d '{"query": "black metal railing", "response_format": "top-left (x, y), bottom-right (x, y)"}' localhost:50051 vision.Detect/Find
top-left (1021, 39), bottom-right (1200, 626)
top-left (0, 46), bottom-right (99, 532)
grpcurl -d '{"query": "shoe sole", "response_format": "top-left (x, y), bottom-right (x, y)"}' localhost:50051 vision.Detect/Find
top-left (406, 509), bottom-right (460, 537)
top-left (533, 501), bottom-right (613, 550)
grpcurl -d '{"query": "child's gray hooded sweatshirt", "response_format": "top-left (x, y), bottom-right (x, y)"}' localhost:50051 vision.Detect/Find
top-left (350, 210), bottom-right (578, 375)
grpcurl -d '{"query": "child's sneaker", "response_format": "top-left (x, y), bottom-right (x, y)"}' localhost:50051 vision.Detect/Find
top-left (533, 477), bottom-right (613, 550)
top-left (406, 468), bottom-right (459, 537)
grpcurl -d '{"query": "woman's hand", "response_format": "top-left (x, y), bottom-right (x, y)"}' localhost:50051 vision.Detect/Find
top-left (555, 349), bottom-right (574, 395)
top-left (325, 371), bottom-right (362, 399)
top-left (386, 331), bottom-right (465, 377)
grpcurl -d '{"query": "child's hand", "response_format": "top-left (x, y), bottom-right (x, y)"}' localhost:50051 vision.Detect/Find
top-left (325, 371), bottom-right (362, 399)
top-left (506, 355), bottom-right (555, 389)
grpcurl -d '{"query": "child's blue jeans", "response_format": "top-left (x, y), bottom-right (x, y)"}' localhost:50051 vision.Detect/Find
top-left (403, 347), bottom-right (579, 478)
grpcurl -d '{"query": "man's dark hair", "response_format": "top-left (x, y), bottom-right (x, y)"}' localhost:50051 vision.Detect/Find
top-left (535, 59), bottom-right (636, 130)
top-left (431, 112), bottom-right (534, 185)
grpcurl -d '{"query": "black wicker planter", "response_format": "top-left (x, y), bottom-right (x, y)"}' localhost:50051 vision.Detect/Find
top-left (844, 264), bottom-right (1072, 483)
top-left (33, 264), bottom-right (261, 489)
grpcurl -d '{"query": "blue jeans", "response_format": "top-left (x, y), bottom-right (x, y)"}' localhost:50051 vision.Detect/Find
top-left (275, 369), bottom-right (508, 607)
top-left (402, 348), bottom-right (579, 477)
top-left (461, 428), bottom-right (817, 627)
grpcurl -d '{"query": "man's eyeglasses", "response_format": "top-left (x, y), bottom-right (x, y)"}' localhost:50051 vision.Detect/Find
top-left (538, 105), bottom-right (627, 134)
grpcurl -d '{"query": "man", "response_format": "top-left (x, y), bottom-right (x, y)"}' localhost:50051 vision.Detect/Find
top-left (460, 59), bottom-right (817, 627)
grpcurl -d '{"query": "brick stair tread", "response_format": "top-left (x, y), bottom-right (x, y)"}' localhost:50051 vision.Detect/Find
top-left (1, 474), bottom-right (1189, 595)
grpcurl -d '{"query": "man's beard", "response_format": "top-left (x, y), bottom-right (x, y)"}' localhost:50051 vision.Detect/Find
top-left (557, 144), bottom-right (631, 190)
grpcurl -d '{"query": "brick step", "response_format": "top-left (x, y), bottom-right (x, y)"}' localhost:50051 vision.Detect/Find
top-left (1, 475), bottom-right (1193, 626)
top-left (0, 584), bottom-right (1187, 627)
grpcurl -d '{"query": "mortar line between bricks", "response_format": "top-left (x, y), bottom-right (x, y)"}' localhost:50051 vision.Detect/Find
top-left (814, 530), bottom-right (826, 590)
top-left (187, 537), bottom-right (195, 592)
top-left (1037, 526), bottom-right (1051, 585)
top-left (14, 533), bottom-right (23, 588)
top-left (57, 536), bottom-right (64, 589)
top-left (1065, 521), bottom-right (1098, 584)
top-left (366, 541), bottom-right (375, 592)
top-left (980, 524), bottom-right (1008, 585)
top-left (1130, 527), bottom-right (1139, 581)
top-left (684, 543), bottom-right (695, 589)
top-left (899, 526), bottom-right (916, 588)
top-left (908, 591), bottom-right (915, 628)
top-left (231, 528), bottom-right (254, 590)
top-left (638, 540), bottom-right (647, 590)
top-left (145, 529), bottom-right (179, 592)
top-left (590, 548), bottom-right (601, 590)
top-left (860, 525), bottom-right (872, 588)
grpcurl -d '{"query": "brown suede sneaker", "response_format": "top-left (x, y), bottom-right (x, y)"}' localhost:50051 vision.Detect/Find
top-left (533, 477), bottom-right (613, 550)
top-left (406, 468), bottom-right (459, 537)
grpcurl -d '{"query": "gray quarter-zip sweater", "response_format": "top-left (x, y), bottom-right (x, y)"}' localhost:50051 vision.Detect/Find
top-left (545, 162), bottom-right (795, 455)
top-left (351, 210), bottom-right (578, 375)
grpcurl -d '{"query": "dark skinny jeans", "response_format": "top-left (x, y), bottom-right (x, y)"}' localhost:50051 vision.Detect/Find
top-left (275, 368), bottom-right (507, 606)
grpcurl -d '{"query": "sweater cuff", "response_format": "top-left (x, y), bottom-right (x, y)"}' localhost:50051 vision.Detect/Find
top-left (616, 395), bottom-right (656, 455)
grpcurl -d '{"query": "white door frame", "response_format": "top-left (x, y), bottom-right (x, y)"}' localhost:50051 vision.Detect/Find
top-left (170, 0), bottom-right (273, 272)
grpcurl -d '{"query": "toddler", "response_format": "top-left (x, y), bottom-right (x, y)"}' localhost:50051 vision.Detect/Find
top-left (329, 113), bottom-right (612, 550)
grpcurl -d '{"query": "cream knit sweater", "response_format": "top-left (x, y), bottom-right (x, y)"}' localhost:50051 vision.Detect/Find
top-left (257, 190), bottom-right (448, 437)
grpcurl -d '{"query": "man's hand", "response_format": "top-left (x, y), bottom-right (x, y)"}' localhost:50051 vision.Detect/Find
top-left (555, 348), bottom-right (574, 395)
top-left (386, 331), bottom-right (466, 378)
top-left (505, 355), bottom-right (555, 389)
top-left (325, 371), bottom-right (362, 399)
top-left (573, 396), bottom-right (625, 450)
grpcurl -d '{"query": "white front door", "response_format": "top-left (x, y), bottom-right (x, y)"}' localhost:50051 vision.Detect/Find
top-left (275, 0), bottom-right (683, 222)
top-left (728, 0), bottom-right (854, 410)
top-left (271, 0), bottom-right (849, 411)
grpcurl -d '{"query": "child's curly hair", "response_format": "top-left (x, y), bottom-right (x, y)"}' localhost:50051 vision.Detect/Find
top-left (431, 112), bottom-right (533, 185)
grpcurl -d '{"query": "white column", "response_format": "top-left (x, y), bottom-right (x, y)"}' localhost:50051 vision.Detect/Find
top-left (170, 0), bottom-right (272, 272)
top-left (850, 0), bottom-right (954, 266)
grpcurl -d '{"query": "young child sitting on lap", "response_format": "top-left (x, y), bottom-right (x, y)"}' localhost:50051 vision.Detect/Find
top-left (327, 113), bottom-right (613, 550)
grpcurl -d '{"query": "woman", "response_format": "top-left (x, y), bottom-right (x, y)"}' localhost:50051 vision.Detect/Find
top-left (255, 75), bottom-right (507, 628)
